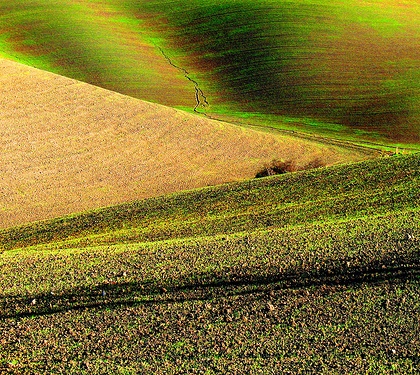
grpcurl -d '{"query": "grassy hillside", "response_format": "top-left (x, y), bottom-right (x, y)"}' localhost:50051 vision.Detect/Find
top-left (1, 3), bottom-right (419, 371)
top-left (0, 0), bottom-right (420, 144)
top-left (0, 58), bottom-right (372, 228)
top-left (1, 0), bottom-right (419, 145)
top-left (138, 0), bottom-right (420, 144)
top-left (1, 154), bottom-right (419, 373)
top-left (0, 0), bottom-right (193, 107)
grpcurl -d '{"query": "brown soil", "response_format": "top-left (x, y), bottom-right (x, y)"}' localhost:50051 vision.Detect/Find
top-left (0, 58), bottom-right (373, 228)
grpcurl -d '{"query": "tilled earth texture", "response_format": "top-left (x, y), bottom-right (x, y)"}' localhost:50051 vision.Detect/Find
top-left (1, 154), bottom-right (419, 374)
top-left (0, 58), bottom-right (371, 228)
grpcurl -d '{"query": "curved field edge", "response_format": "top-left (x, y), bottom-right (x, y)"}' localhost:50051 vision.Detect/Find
top-left (1, 0), bottom-right (419, 146)
top-left (1, 58), bottom-right (371, 229)
top-left (0, 155), bottom-right (419, 373)
top-left (128, 0), bottom-right (420, 144)
top-left (0, 0), bottom-right (194, 108)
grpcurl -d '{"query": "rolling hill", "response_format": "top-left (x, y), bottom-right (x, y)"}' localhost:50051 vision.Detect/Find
top-left (138, 0), bottom-right (420, 143)
top-left (1, 1), bottom-right (419, 372)
top-left (0, 57), bottom-right (373, 228)
top-left (0, 0), bottom-right (419, 144)
top-left (1, 153), bottom-right (419, 373)
top-left (0, 0), bottom-right (193, 108)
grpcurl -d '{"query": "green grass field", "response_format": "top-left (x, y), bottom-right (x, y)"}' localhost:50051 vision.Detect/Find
top-left (1, 0), bottom-right (419, 145)
top-left (1, 154), bottom-right (419, 373)
top-left (0, 0), bottom-right (193, 107)
top-left (137, 0), bottom-right (420, 144)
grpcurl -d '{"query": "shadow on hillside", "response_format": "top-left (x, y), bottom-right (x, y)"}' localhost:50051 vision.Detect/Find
top-left (2, 246), bottom-right (419, 320)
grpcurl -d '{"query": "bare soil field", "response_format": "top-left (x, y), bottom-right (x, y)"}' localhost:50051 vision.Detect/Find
top-left (0, 58), bottom-right (374, 228)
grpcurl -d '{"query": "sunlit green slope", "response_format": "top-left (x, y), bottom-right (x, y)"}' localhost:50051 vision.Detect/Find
top-left (2, 153), bottom-right (419, 250)
top-left (1, 0), bottom-right (419, 144)
top-left (0, 0), bottom-right (194, 107)
top-left (1, 154), bottom-right (419, 373)
top-left (136, 0), bottom-right (420, 143)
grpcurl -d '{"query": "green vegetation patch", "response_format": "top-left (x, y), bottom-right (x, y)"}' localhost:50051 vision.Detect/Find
top-left (1, 154), bottom-right (419, 373)
top-left (1, 153), bottom-right (419, 250)
top-left (0, 0), bottom-right (192, 106)
top-left (2, 0), bottom-right (419, 144)
top-left (137, 0), bottom-right (420, 143)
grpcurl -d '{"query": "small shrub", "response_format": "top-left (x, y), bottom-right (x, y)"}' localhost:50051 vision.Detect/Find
top-left (255, 157), bottom-right (325, 178)
top-left (255, 159), bottom-right (297, 178)
top-left (303, 157), bottom-right (325, 170)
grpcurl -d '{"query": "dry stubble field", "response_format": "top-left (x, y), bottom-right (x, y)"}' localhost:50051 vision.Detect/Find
top-left (0, 58), bottom-right (375, 228)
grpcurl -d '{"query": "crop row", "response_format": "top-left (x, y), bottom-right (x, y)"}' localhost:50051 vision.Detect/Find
top-left (1, 154), bottom-right (419, 373)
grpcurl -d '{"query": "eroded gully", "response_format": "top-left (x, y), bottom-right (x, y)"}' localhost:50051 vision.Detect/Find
top-left (158, 47), bottom-right (209, 114)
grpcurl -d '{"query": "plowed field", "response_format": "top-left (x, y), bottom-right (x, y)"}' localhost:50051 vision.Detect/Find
top-left (0, 58), bottom-right (372, 228)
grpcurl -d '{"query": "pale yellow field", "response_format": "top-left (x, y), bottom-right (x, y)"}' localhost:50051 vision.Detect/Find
top-left (0, 58), bottom-right (375, 228)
